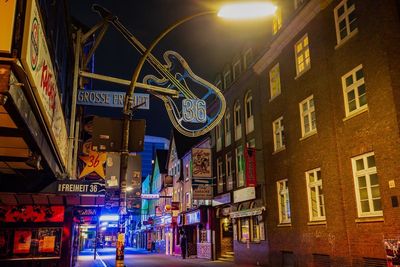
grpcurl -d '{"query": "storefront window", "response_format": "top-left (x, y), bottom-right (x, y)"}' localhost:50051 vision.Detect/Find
top-left (252, 216), bottom-right (260, 242)
top-left (200, 229), bottom-right (207, 243)
top-left (240, 217), bottom-right (250, 242)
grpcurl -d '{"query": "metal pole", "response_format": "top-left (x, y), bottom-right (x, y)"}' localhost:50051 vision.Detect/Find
top-left (116, 11), bottom-right (215, 266)
top-left (67, 30), bottom-right (81, 178)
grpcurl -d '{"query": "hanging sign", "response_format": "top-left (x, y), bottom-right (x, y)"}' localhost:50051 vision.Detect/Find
top-left (192, 148), bottom-right (212, 178)
top-left (56, 180), bottom-right (106, 195)
top-left (0, 0), bottom-right (17, 53)
top-left (77, 90), bottom-right (149, 109)
top-left (245, 147), bottom-right (257, 187)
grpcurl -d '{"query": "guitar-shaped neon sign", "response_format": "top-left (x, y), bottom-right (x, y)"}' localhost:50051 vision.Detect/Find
top-left (93, 5), bottom-right (226, 137)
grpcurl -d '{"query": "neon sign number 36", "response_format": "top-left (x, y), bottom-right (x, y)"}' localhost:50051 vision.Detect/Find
top-left (182, 99), bottom-right (206, 123)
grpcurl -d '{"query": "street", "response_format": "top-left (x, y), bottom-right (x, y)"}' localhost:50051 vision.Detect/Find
top-left (77, 247), bottom-right (242, 267)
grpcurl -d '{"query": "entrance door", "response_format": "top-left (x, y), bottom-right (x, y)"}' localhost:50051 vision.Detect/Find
top-left (220, 217), bottom-right (233, 255)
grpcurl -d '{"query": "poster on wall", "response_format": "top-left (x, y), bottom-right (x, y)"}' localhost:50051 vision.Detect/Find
top-left (192, 148), bottom-right (212, 178)
top-left (384, 239), bottom-right (400, 267)
top-left (1, 205), bottom-right (64, 223)
top-left (0, 230), bottom-right (9, 256)
top-left (13, 230), bottom-right (32, 254)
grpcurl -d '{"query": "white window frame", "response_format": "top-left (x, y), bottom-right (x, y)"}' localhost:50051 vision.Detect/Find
top-left (245, 92), bottom-right (254, 134)
top-left (269, 63), bottom-right (281, 100)
top-left (334, 0), bottom-right (357, 45)
top-left (233, 60), bottom-right (242, 80)
top-left (273, 116), bottom-right (285, 152)
top-left (342, 64), bottom-right (367, 117)
top-left (351, 152), bottom-right (382, 217)
top-left (277, 179), bottom-right (291, 224)
top-left (216, 121), bottom-right (223, 152)
top-left (226, 153), bottom-right (233, 191)
top-left (234, 102), bottom-right (242, 141)
top-left (272, 7), bottom-right (282, 35)
top-left (225, 110), bottom-right (232, 147)
top-left (217, 157), bottom-right (224, 194)
top-left (294, 34), bottom-right (311, 77)
top-left (236, 145), bottom-right (245, 188)
top-left (299, 95), bottom-right (317, 137)
top-left (306, 168), bottom-right (326, 221)
top-left (243, 48), bottom-right (253, 69)
top-left (224, 70), bottom-right (232, 89)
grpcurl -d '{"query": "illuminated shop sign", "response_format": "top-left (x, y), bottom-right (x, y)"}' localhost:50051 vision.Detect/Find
top-left (184, 210), bottom-right (201, 225)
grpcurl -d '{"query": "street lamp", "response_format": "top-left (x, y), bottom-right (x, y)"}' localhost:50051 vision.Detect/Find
top-left (115, 2), bottom-right (276, 266)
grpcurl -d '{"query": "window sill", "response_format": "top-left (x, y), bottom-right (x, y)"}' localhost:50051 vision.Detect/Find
top-left (277, 223), bottom-right (292, 227)
top-left (307, 220), bottom-right (326, 226)
top-left (335, 28), bottom-right (359, 50)
top-left (355, 216), bottom-right (384, 223)
top-left (294, 67), bottom-right (311, 80)
top-left (343, 107), bottom-right (368, 122)
top-left (269, 94), bottom-right (281, 102)
top-left (272, 147), bottom-right (286, 155)
top-left (299, 131), bottom-right (317, 141)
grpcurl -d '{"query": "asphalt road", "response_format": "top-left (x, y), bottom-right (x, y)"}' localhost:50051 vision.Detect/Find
top-left (93, 247), bottom-right (241, 267)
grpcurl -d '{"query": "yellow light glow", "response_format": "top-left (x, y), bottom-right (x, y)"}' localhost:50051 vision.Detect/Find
top-left (218, 2), bottom-right (277, 20)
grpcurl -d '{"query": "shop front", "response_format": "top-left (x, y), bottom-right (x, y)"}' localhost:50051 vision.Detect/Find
top-left (213, 192), bottom-right (234, 259)
top-left (179, 206), bottom-right (213, 260)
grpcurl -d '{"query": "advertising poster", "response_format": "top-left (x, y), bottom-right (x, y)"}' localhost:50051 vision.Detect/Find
top-left (192, 148), bottom-right (212, 178)
top-left (1, 205), bottom-right (64, 223)
top-left (13, 230), bottom-right (32, 254)
top-left (37, 228), bottom-right (62, 257)
top-left (0, 230), bottom-right (9, 256)
top-left (384, 239), bottom-right (400, 267)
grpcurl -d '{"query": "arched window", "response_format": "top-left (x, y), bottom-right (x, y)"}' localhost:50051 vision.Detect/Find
top-left (245, 91), bottom-right (254, 134)
top-left (234, 101), bottom-right (242, 141)
top-left (225, 109), bottom-right (231, 147)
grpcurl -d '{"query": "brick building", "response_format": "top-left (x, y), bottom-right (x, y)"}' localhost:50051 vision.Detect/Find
top-left (250, 0), bottom-right (400, 266)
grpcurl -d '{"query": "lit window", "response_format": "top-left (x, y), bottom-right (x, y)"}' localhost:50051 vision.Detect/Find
top-left (342, 64), bottom-right (367, 117)
top-left (351, 152), bottom-right (382, 217)
top-left (334, 0), bottom-right (357, 45)
top-left (245, 92), bottom-right (254, 134)
top-left (233, 60), bottom-right (242, 80)
top-left (226, 153), bottom-right (233, 191)
top-left (299, 95), bottom-right (316, 137)
top-left (273, 116), bottom-right (285, 152)
top-left (272, 7), bottom-right (282, 34)
top-left (306, 168), bottom-right (326, 221)
top-left (240, 217), bottom-right (250, 242)
top-left (216, 121), bottom-right (223, 152)
top-left (236, 145), bottom-right (245, 187)
top-left (225, 109), bottom-right (232, 147)
top-left (277, 179), bottom-right (291, 224)
top-left (294, 34), bottom-right (311, 77)
top-left (269, 63), bottom-right (281, 99)
top-left (217, 157), bottom-right (224, 193)
top-left (234, 102), bottom-right (242, 141)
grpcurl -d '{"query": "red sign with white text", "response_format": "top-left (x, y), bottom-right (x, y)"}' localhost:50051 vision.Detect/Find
top-left (245, 147), bottom-right (257, 187)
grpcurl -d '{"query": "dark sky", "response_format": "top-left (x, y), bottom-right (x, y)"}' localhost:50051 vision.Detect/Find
top-left (69, 0), bottom-right (270, 138)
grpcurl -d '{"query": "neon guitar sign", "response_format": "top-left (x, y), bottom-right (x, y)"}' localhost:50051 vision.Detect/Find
top-left (93, 5), bottom-right (226, 137)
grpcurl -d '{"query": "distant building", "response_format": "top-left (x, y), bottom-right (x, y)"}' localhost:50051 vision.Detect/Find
top-left (139, 135), bottom-right (169, 179)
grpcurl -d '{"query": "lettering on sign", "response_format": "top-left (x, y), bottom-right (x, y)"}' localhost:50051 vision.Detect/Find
top-left (77, 90), bottom-right (149, 109)
top-left (56, 181), bottom-right (105, 195)
top-left (182, 99), bottom-right (206, 123)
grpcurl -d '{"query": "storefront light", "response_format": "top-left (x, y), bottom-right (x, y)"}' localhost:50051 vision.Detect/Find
top-left (99, 214), bottom-right (119, 221)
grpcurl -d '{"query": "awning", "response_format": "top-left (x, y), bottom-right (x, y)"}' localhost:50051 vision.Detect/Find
top-left (229, 206), bottom-right (266, 219)
top-left (0, 192), bottom-right (105, 206)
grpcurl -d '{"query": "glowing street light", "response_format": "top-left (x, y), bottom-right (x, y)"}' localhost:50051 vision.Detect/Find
top-left (218, 2), bottom-right (277, 20)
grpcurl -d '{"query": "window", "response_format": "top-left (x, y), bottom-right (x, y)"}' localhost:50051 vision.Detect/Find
top-left (245, 92), bottom-right (254, 134)
top-left (226, 153), bottom-right (233, 191)
top-left (272, 7), bottom-right (282, 34)
top-left (294, 34), bottom-right (311, 77)
top-left (294, 0), bottom-right (306, 9)
top-left (224, 69), bottom-right (232, 89)
top-left (342, 65), bottom-right (367, 117)
top-left (334, 0), bottom-right (357, 44)
top-left (243, 48), bottom-right (253, 69)
top-left (234, 102), bottom-right (242, 141)
top-left (233, 60), bottom-right (242, 80)
top-left (225, 109), bottom-right (232, 147)
top-left (217, 157), bottom-right (224, 194)
top-left (240, 217), bottom-right (250, 242)
top-left (351, 152), bottom-right (382, 217)
top-left (306, 168), bottom-right (326, 221)
top-left (299, 95), bottom-right (316, 137)
top-left (251, 215), bottom-right (260, 242)
top-left (216, 121), bottom-right (223, 151)
top-left (236, 145), bottom-right (245, 187)
top-left (277, 179), bottom-right (291, 224)
top-left (269, 63), bottom-right (281, 99)
top-left (273, 117), bottom-right (285, 152)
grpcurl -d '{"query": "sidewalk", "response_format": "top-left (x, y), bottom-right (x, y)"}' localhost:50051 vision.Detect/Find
top-left (76, 249), bottom-right (106, 267)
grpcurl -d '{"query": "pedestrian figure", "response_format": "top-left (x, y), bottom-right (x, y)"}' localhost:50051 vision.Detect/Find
top-left (151, 241), bottom-right (156, 253)
top-left (180, 231), bottom-right (187, 259)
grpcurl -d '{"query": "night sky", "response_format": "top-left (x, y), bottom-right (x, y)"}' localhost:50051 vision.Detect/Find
top-left (69, 0), bottom-right (270, 138)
